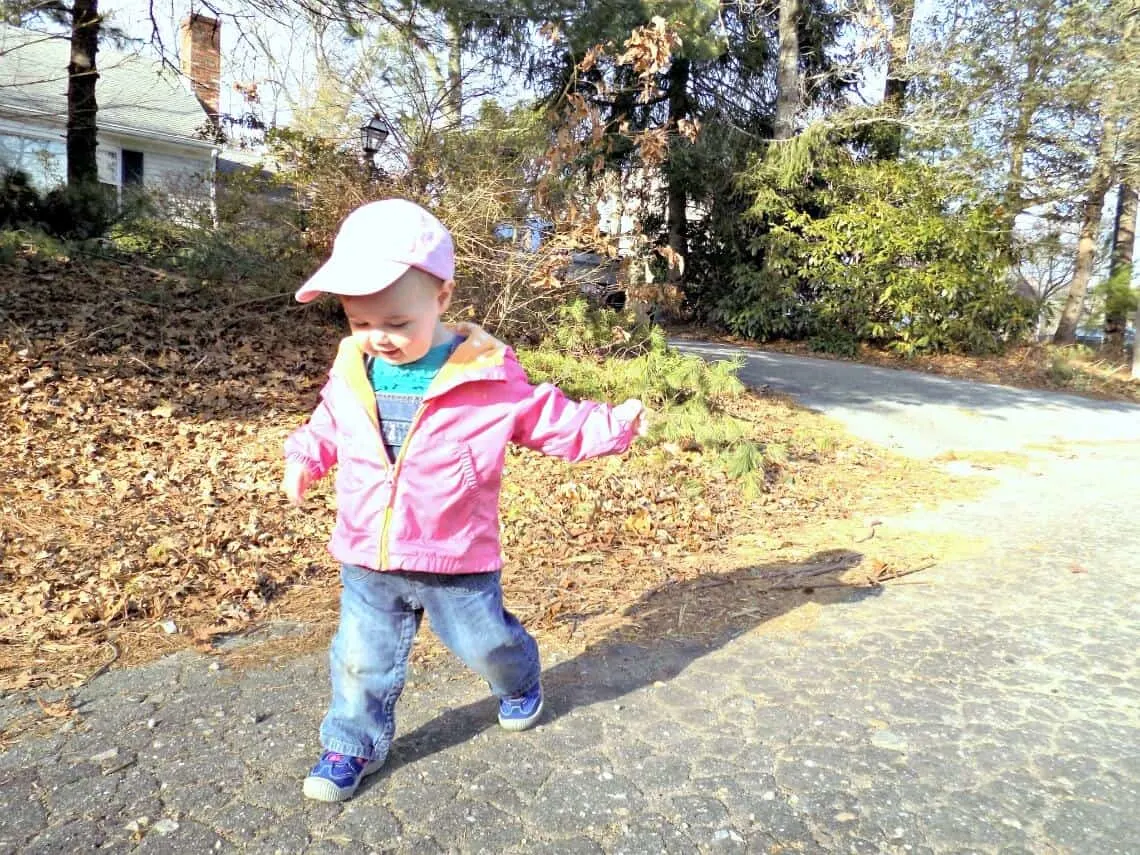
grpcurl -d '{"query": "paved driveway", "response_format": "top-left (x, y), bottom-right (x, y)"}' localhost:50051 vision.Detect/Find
top-left (1, 345), bottom-right (1138, 854)
top-left (674, 341), bottom-right (1140, 456)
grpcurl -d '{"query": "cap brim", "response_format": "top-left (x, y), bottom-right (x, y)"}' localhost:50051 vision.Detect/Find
top-left (294, 257), bottom-right (412, 303)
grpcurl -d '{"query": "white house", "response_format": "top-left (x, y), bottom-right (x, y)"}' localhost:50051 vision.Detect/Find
top-left (0, 15), bottom-right (223, 205)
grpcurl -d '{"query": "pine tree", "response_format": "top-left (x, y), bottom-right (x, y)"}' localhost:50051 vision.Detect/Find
top-left (65, 0), bottom-right (99, 189)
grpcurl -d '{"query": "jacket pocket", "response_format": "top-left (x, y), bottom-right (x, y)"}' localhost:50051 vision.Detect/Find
top-left (394, 442), bottom-right (481, 547)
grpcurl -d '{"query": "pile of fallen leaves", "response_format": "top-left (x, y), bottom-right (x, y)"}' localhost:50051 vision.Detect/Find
top-left (1, 249), bottom-right (338, 686)
top-left (1, 243), bottom-right (969, 691)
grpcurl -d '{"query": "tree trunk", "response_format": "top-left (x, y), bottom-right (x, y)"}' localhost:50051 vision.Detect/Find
top-left (1104, 183), bottom-right (1137, 354)
top-left (666, 57), bottom-right (691, 285)
top-left (877, 0), bottom-right (915, 159)
top-left (66, 0), bottom-right (100, 189)
top-left (1003, 50), bottom-right (1039, 240)
top-left (444, 17), bottom-right (462, 128)
top-left (1054, 117), bottom-right (1118, 345)
top-left (773, 0), bottom-right (800, 141)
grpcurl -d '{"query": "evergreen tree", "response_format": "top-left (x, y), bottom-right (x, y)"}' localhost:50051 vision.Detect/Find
top-left (516, 0), bottom-right (848, 282)
top-left (1103, 183), bottom-right (1137, 354)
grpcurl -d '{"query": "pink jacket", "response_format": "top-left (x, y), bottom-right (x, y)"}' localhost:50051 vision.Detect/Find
top-left (285, 323), bottom-right (638, 573)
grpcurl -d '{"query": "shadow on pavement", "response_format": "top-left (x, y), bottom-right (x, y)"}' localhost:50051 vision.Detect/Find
top-left (375, 550), bottom-right (875, 783)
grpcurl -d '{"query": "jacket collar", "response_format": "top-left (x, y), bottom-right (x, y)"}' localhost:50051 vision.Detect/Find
top-left (426, 322), bottom-right (511, 398)
top-left (331, 323), bottom-right (511, 423)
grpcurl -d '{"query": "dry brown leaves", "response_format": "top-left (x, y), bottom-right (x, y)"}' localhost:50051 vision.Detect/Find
top-left (1, 247), bottom-right (969, 691)
top-left (1, 251), bottom-right (338, 687)
top-left (618, 16), bottom-right (682, 100)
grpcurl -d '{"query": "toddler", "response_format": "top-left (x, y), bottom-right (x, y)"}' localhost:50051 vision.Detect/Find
top-left (283, 199), bottom-right (647, 802)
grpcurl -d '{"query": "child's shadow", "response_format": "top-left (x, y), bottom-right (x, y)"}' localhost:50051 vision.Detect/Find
top-left (381, 549), bottom-right (876, 774)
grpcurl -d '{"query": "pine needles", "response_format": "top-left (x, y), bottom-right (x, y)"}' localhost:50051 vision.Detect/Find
top-left (519, 300), bottom-right (780, 489)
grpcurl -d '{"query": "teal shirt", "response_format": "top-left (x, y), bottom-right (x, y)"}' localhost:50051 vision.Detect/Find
top-left (366, 336), bottom-right (460, 460)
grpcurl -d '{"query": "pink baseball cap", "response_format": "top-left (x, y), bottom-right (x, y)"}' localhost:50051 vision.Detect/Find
top-left (294, 198), bottom-right (455, 303)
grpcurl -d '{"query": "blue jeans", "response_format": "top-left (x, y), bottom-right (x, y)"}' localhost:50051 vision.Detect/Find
top-left (319, 565), bottom-right (541, 760)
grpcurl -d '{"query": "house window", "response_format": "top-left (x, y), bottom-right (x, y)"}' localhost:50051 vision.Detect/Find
top-left (0, 134), bottom-right (66, 191)
top-left (121, 150), bottom-right (144, 187)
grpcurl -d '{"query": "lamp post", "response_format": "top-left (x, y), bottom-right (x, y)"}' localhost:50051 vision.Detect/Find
top-left (360, 114), bottom-right (389, 179)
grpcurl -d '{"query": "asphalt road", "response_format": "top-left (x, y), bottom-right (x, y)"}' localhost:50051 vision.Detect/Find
top-left (673, 341), bottom-right (1140, 457)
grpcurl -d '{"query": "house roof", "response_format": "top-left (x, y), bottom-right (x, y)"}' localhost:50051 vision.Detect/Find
top-left (0, 23), bottom-right (213, 148)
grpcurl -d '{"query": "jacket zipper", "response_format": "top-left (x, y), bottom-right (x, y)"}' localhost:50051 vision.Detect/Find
top-left (378, 401), bottom-right (431, 570)
top-left (369, 330), bottom-right (498, 568)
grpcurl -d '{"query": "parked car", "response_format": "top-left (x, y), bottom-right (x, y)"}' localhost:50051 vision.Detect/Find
top-left (562, 251), bottom-right (626, 310)
top-left (1074, 327), bottom-right (1135, 347)
top-left (491, 220), bottom-right (632, 311)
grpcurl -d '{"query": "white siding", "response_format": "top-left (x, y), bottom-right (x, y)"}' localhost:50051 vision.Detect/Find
top-left (0, 114), bottom-right (215, 207)
top-left (121, 143), bottom-right (214, 221)
top-left (99, 133), bottom-right (213, 187)
top-left (135, 146), bottom-right (213, 195)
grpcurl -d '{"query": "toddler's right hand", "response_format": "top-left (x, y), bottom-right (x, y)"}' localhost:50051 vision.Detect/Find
top-left (614, 398), bottom-right (650, 438)
top-left (282, 462), bottom-right (313, 506)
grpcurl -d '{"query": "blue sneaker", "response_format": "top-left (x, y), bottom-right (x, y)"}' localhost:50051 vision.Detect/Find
top-left (302, 751), bottom-right (385, 802)
top-left (498, 683), bottom-right (543, 731)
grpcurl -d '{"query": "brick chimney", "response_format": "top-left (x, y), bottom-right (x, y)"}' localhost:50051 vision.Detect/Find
top-left (179, 13), bottom-right (221, 122)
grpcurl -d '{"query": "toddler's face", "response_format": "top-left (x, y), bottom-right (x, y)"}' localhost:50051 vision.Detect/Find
top-left (341, 269), bottom-right (454, 365)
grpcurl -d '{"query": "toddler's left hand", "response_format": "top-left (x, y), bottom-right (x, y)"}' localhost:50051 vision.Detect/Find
top-left (615, 398), bottom-right (650, 438)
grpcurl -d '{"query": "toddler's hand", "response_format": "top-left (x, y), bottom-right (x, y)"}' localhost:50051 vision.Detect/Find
top-left (282, 462), bottom-right (313, 506)
top-left (615, 398), bottom-right (650, 438)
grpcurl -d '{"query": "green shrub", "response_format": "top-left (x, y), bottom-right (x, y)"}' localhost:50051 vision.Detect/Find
top-left (808, 327), bottom-right (859, 357)
top-left (0, 230), bottom-right (20, 264)
top-left (1046, 351), bottom-right (1077, 384)
top-left (0, 171), bottom-right (117, 240)
top-left (1095, 265), bottom-right (1139, 333)
top-left (692, 127), bottom-right (1034, 356)
top-left (541, 298), bottom-right (659, 359)
top-left (520, 300), bottom-right (776, 493)
top-left (520, 301), bottom-right (743, 408)
top-left (0, 169), bottom-right (42, 228)
top-left (38, 182), bottom-right (117, 240)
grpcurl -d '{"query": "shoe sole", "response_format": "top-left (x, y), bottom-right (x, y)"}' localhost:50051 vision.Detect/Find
top-left (498, 698), bottom-right (543, 732)
top-left (302, 758), bottom-right (385, 802)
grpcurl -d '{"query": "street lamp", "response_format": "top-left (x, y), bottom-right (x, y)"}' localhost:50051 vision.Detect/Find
top-left (360, 114), bottom-right (389, 178)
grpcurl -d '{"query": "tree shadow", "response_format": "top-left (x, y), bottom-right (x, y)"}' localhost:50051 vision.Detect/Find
top-left (371, 550), bottom-right (875, 782)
